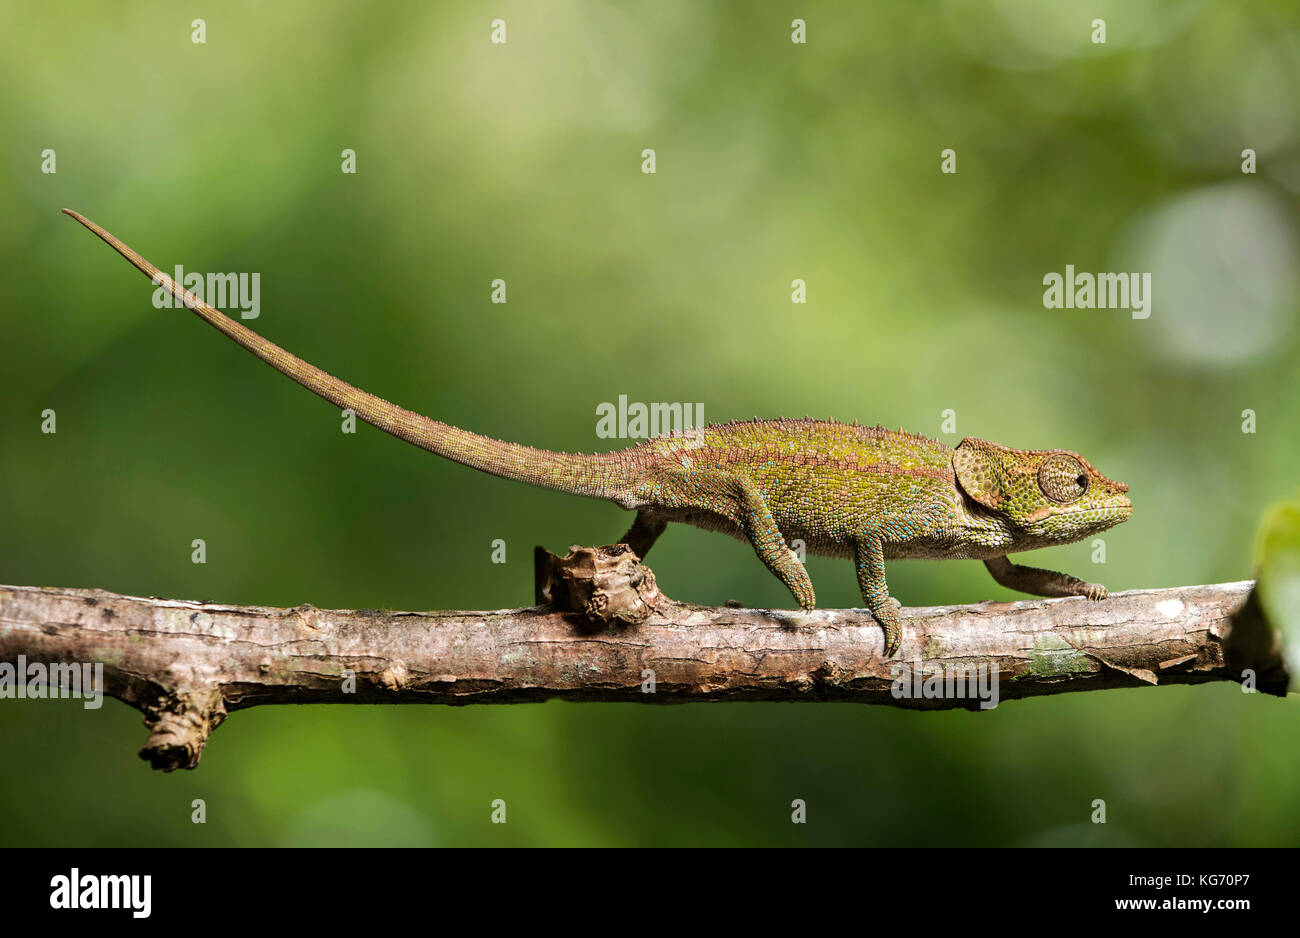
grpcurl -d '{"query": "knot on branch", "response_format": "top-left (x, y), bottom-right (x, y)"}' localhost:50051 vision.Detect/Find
top-left (534, 543), bottom-right (665, 627)
top-left (139, 688), bottom-right (226, 772)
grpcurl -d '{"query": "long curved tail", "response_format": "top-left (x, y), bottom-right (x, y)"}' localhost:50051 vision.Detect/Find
top-left (62, 209), bottom-right (627, 500)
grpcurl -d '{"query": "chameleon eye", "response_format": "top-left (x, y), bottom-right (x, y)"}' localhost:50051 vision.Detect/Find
top-left (1038, 454), bottom-right (1088, 503)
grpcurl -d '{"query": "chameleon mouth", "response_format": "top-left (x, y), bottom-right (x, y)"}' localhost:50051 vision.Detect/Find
top-left (1060, 501), bottom-right (1133, 523)
top-left (1062, 501), bottom-right (1132, 516)
top-left (1026, 500), bottom-right (1132, 530)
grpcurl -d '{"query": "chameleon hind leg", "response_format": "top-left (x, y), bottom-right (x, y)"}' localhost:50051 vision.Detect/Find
top-left (853, 535), bottom-right (904, 657)
top-left (729, 478), bottom-right (816, 611)
top-left (620, 510), bottom-right (667, 559)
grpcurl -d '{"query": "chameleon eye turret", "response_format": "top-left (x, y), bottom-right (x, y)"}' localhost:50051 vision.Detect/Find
top-left (1038, 454), bottom-right (1088, 503)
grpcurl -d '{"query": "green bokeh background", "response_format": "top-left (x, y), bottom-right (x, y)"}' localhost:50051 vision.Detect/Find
top-left (2, 0), bottom-right (1299, 846)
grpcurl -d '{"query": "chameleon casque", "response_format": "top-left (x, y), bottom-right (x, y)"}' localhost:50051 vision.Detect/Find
top-left (63, 209), bottom-right (1134, 657)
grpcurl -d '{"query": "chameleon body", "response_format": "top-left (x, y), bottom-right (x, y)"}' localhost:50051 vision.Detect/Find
top-left (63, 210), bottom-right (1134, 656)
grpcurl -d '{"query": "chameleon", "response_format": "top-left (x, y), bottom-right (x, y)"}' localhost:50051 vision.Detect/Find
top-left (62, 209), bottom-right (1133, 657)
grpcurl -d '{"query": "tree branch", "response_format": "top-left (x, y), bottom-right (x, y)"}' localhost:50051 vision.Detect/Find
top-left (0, 544), bottom-right (1286, 771)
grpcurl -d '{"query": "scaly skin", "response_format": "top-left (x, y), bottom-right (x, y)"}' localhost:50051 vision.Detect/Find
top-left (63, 210), bottom-right (1134, 656)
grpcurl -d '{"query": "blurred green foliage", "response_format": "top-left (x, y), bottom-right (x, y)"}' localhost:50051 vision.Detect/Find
top-left (2, 0), bottom-right (1299, 845)
top-left (1257, 495), bottom-right (1300, 687)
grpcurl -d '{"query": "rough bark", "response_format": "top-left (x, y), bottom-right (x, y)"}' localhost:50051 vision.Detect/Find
top-left (0, 544), bottom-right (1285, 771)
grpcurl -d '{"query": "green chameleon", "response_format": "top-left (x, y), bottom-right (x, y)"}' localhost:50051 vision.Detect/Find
top-left (63, 210), bottom-right (1133, 657)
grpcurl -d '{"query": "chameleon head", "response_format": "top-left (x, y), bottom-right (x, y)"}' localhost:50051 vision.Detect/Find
top-left (952, 437), bottom-right (1132, 544)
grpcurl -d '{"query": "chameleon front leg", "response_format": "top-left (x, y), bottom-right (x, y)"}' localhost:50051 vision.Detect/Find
top-left (853, 535), bottom-right (904, 657)
top-left (619, 510), bottom-right (667, 560)
top-left (984, 555), bottom-right (1107, 600)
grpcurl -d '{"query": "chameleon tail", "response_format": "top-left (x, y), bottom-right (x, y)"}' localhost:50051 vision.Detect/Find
top-left (61, 209), bottom-right (627, 500)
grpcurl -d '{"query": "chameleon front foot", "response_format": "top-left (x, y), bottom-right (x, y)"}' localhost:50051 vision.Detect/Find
top-left (852, 536), bottom-right (904, 656)
top-left (984, 556), bottom-right (1108, 602)
top-left (871, 597), bottom-right (904, 657)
